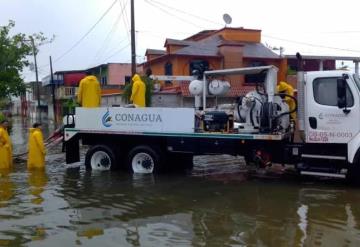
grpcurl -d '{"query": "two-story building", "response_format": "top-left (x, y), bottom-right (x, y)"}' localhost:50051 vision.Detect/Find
top-left (42, 63), bottom-right (132, 123)
top-left (141, 27), bottom-right (286, 107)
top-left (141, 27), bottom-right (360, 108)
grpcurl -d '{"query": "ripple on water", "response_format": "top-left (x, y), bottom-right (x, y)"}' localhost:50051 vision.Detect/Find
top-left (2, 121), bottom-right (360, 247)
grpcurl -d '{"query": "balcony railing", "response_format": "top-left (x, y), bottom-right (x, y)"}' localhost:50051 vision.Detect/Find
top-left (56, 87), bottom-right (78, 99)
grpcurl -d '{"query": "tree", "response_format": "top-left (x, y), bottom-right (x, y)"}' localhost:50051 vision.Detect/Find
top-left (0, 20), bottom-right (50, 99)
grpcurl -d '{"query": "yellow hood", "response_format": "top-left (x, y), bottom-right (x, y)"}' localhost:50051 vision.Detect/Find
top-left (29, 128), bottom-right (36, 134)
top-left (132, 74), bottom-right (141, 82)
top-left (277, 81), bottom-right (288, 92)
top-left (86, 75), bottom-right (98, 81)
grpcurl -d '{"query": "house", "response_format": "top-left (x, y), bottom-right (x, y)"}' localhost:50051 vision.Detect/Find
top-left (143, 27), bottom-right (287, 84)
top-left (141, 27), bottom-right (287, 107)
top-left (285, 55), bottom-right (360, 88)
top-left (88, 63), bottom-right (132, 87)
top-left (140, 27), bottom-right (360, 108)
top-left (41, 63), bottom-right (132, 122)
top-left (42, 70), bottom-right (86, 122)
top-left (10, 81), bottom-right (40, 119)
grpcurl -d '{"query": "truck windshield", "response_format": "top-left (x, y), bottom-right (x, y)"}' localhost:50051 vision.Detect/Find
top-left (353, 74), bottom-right (360, 91)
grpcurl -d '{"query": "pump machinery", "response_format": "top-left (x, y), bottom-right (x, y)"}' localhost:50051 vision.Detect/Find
top-left (189, 66), bottom-right (295, 135)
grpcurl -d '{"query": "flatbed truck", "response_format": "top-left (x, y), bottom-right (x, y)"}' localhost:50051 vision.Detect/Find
top-left (64, 54), bottom-right (360, 179)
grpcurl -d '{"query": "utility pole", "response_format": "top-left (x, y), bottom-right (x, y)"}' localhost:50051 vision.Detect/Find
top-left (130, 0), bottom-right (136, 75)
top-left (49, 56), bottom-right (57, 127)
top-left (30, 36), bottom-right (41, 123)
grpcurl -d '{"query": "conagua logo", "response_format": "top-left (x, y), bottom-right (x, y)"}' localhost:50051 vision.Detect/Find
top-left (102, 109), bottom-right (112, 127)
top-left (115, 113), bottom-right (162, 123)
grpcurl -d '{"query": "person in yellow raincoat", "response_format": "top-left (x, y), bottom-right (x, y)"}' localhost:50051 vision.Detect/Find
top-left (27, 123), bottom-right (46, 169)
top-left (0, 120), bottom-right (12, 169)
top-left (77, 72), bottom-right (101, 107)
top-left (277, 81), bottom-right (296, 119)
top-left (130, 74), bottom-right (146, 107)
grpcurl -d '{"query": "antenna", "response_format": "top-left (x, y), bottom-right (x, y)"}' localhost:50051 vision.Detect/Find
top-left (223, 13), bottom-right (232, 27)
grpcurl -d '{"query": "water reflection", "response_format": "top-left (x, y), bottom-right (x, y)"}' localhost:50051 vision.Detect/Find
top-left (10, 117), bottom-right (53, 155)
top-left (57, 169), bottom-right (360, 247)
top-left (0, 170), bottom-right (14, 208)
top-left (3, 117), bottom-right (360, 247)
top-left (28, 170), bottom-right (48, 205)
top-left (295, 188), bottom-right (360, 247)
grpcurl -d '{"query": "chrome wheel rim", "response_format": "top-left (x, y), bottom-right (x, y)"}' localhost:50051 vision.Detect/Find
top-left (90, 151), bottom-right (111, 170)
top-left (132, 152), bottom-right (154, 174)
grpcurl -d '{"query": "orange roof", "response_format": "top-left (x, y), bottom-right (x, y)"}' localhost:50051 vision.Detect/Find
top-left (101, 88), bottom-right (122, 96)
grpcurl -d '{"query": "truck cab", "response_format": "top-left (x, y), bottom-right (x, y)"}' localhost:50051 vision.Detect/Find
top-left (304, 71), bottom-right (360, 163)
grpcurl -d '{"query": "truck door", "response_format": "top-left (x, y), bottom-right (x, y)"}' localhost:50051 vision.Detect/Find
top-left (305, 73), bottom-right (360, 144)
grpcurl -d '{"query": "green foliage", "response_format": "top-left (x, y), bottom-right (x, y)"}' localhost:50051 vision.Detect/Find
top-left (287, 66), bottom-right (297, 75)
top-left (0, 98), bottom-right (9, 109)
top-left (122, 83), bottom-right (132, 104)
top-left (63, 98), bottom-right (79, 115)
top-left (0, 112), bottom-right (12, 133)
top-left (142, 75), bottom-right (154, 107)
top-left (0, 20), bottom-right (52, 99)
top-left (122, 76), bottom-right (154, 107)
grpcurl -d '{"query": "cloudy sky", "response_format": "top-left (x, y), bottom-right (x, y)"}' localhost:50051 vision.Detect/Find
top-left (2, 0), bottom-right (360, 81)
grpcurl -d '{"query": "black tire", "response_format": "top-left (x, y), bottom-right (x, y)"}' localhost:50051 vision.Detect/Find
top-left (243, 150), bottom-right (255, 166)
top-left (347, 150), bottom-right (360, 183)
top-left (166, 153), bottom-right (194, 170)
top-left (85, 145), bottom-right (117, 171)
top-left (346, 166), bottom-right (360, 183)
top-left (127, 145), bottom-right (163, 174)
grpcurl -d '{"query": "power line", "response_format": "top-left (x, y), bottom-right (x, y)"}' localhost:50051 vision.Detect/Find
top-left (119, 0), bottom-right (131, 42)
top-left (53, 0), bottom-right (118, 63)
top-left (263, 34), bottom-right (360, 54)
top-left (144, 0), bottom-right (204, 29)
top-left (148, 0), bottom-right (223, 27)
top-left (101, 43), bottom-right (131, 62)
top-left (92, 1), bottom-right (129, 65)
top-left (92, 14), bottom-right (123, 62)
top-left (98, 36), bottom-right (129, 60)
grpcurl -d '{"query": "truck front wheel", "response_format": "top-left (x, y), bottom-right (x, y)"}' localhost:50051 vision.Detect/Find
top-left (85, 145), bottom-right (116, 171)
top-left (128, 145), bottom-right (162, 174)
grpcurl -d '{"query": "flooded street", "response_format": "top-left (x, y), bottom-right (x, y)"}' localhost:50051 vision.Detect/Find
top-left (1, 117), bottom-right (360, 246)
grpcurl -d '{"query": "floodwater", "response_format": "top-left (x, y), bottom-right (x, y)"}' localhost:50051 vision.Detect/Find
top-left (1, 117), bottom-right (360, 247)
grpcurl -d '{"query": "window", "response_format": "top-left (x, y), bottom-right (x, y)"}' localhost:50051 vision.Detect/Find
top-left (245, 61), bottom-right (266, 84)
top-left (189, 60), bottom-right (209, 77)
top-left (101, 76), bottom-right (107, 85)
top-left (353, 74), bottom-right (360, 91)
top-left (164, 62), bottom-right (173, 85)
top-left (65, 87), bottom-right (76, 96)
top-left (313, 77), bottom-right (354, 107)
top-left (125, 76), bottom-right (131, 85)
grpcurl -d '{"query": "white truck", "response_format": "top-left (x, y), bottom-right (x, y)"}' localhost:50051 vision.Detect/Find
top-left (64, 54), bottom-right (360, 179)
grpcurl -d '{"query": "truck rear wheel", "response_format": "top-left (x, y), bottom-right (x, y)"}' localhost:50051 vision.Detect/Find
top-left (128, 145), bottom-right (162, 174)
top-left (85, 145), bottom-right (116, 171)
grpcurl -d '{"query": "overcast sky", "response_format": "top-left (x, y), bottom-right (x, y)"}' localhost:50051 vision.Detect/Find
top-left (2, 0), bottom-right (360, 82)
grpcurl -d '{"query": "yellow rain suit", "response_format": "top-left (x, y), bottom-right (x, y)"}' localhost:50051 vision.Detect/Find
top-left (27, 128), bottom-right (46, 169)
top-left (277, 81), bottom-right (296, 119)
top-left (130, 74), bottom-right (146, 107)
top-left (0, 126), bottom-right (12, 169)
top-left (77, 75), bottom-right (101, 107)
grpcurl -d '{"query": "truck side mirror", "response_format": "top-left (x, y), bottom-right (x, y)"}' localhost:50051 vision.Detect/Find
top-left (337, 78), bottom-right (347, 108)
